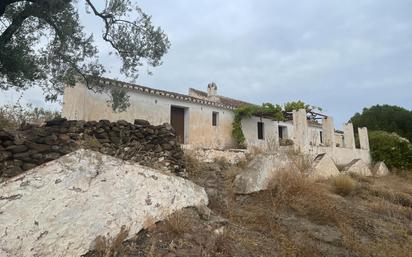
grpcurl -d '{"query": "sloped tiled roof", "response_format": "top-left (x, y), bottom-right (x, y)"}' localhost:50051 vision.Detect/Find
top-left (90, 77), bottom-right (247, 110)
top-left (189, 88), bottom-right (253, 108)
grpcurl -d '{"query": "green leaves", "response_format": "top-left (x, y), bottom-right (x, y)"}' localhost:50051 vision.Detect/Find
top-left (106, 88), bottom-right (130, 113)
top-left (231, 101), bottom-right (323, 147)
top-left (369, 131), bottom-right (412, 170)
top-left (350, 105), bottom-right (412, 143)
top-left (232, 103), bottom-right (285, 147)
top-left (0, 0), bottom-right (170, 106)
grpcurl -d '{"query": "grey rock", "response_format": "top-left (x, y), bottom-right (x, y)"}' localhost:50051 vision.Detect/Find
top-left (6, 145), bottom-right (28, 153)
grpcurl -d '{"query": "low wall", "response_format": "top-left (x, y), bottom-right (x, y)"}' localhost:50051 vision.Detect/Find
top-left (306, 145), bottom-right (371, 167)
top-left (0, 118), bottom-right (185, 178)
top-left (183, 146), bottom-right (247, 164)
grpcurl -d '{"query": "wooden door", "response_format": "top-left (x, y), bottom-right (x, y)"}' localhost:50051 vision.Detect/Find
top-left (170, 106), bottom-right (185, 144)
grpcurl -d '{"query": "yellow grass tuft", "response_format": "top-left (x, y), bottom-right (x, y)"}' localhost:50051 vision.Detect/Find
top-left (332, 175), bottom-right (357, 196)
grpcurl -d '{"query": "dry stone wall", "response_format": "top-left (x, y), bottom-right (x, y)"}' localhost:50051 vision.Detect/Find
top-left (0, 118), bottom-right (185, 178)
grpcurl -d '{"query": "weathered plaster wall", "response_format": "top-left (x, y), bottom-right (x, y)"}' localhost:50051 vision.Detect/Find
top-left (343, 123), bottom-right (356, 149)
top-left (322, 117), bottom-right (335, 147)
top-left (241, 116), bottom-right (278, 149)
top-left (292, 109), bottom-right (309, 151)
top-left (63, 87), bottom-right (372, 165)
top-left (308, 126), bottom-right (323, 146)
top-left (278, 121), bottom-right (294, 139)
top-left (307, 146), bottom-right (371, 166)
top-left (63, 83), bottom-right (236, 149)
top-left (335, 133), bottom-right (344, 147)
top-left (358, 127), bottom-right (370, 150)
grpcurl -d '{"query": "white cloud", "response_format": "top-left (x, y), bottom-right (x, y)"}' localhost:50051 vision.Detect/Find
top-left (1, 0), bottom-right (412, 126)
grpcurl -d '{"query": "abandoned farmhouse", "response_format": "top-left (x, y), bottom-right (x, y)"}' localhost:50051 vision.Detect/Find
top-left (62, 77), bottom-right (371, 166)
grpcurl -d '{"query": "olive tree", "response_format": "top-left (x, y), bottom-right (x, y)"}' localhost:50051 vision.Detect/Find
top-left (0, 0), bottom-right (170, 104)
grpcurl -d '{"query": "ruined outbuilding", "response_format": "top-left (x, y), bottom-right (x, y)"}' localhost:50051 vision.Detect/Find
top-left (63, 77), bottom-right (371, 167)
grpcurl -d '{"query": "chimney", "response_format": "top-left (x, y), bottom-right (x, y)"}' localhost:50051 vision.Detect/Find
top-left (207, 82), bottom-right (217, 97)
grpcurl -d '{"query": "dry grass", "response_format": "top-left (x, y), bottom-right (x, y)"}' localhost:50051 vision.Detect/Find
top-left (94, 225), bottom-right (129, 257)
top-left (82, 136), bottom-right (103, 151)
top-left (183, 151), bottom-right (201, 177)
top-left (367, 198), bottom-right (412, 220)
top-left (213, 156), bottom-right (229, 168)
top-left (332, 175), bottom-right (358, 196)
top-left (248, 146), bottom-right (264, 156)
top-left (285, 149), bottom-right (312, 173)
top-left (165, 211), bottom-right (192, 235)
top-left (86, 162), bottom-right (412, 257)
top-left (365, 185), bottom-right (412, 208)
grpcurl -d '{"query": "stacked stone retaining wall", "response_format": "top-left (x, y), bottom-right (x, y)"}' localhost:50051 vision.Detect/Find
top-left (0, 118), bottom-right (185, 178)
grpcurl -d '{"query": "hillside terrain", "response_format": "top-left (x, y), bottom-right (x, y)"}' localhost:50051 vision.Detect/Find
top-left (84, 158), bottom-right (412, 257)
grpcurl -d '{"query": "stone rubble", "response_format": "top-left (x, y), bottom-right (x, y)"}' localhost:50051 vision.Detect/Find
top-left (0, 118), bottom-right (185, 178)
top-left (342, 159), bottom-right (373, 176)
top-left (373, 161), bottom-right (390, 177)
top-left (308, 153), bottom-right (340, 180)
top-left (233, 153), bottom-right (299, 194)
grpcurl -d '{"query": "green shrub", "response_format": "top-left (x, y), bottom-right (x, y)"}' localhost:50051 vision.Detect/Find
top-left (350, 105), bottom-right (412, 142)
top-left (232, 103), bottom-right (284, 147)
top-left (369, 131), bottom-right (412, 170)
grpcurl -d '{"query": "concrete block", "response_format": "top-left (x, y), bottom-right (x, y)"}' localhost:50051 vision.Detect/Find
top-left (373, 161), bottom-right (390, 177)
top-left (308, 153), bottom-right (340, 180)
top-left (342, 159), bottom-right (372, 176)
top-left (233, 153), bottom-right (298, 194)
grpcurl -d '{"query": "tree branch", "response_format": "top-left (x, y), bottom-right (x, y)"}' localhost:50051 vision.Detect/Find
top-left (0, 0), bottom-right (39, 17)
top-left (84, 0), bottom-right (124, 53)
top-left (0, 3), bottom-right (35, 47)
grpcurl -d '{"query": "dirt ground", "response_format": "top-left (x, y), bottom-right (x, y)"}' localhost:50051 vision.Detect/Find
top-left (84, 157), bottom-right (412, 257)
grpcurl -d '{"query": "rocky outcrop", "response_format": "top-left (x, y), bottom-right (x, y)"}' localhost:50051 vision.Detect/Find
top-left (308, 153), bottom-right (340, 180)
top-left (373, 161), bottom-right (390, 177)
top-left (0, 118), bottom-right (185, 178)
top-left (342, 159), bottom-right (372, 176)
top-left (0, 149), bottom-right (208, 257)
top-left (233, 153), bottom-right (298, 194)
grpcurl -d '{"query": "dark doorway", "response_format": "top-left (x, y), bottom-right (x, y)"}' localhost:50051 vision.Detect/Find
top-left (257, 122), bottom-right (264, 140)
top-left (171, 106), bottom-right (185, 144)
top-left (278, 126), bottom-right (284, 139)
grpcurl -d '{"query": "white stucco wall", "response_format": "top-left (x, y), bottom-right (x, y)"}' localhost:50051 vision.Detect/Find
top-left (278, 121), bottom-right (294, 139)
top-left (308, 126), bottom-right (323, 146)
top-left (307, 146), bottom-right (371, 167)
top-left (63, 86), bottom-right (371, 165)
top-left (335, 133), bottom-right (344, 147)
top-left (62, 83), bottom-right (236, 149)
top-left (241, 117), bottom-right (278, 149)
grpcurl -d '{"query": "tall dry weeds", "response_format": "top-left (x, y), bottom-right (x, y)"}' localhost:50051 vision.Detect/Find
top-left (333, 175), bottom-right (358, 196)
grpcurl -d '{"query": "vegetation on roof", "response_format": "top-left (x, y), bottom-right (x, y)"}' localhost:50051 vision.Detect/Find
top-left (232, 101), bottom-right (322, 147)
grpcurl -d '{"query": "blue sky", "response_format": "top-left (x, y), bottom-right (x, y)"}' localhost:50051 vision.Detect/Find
top-left (1, 0), bottom-right (411, 127)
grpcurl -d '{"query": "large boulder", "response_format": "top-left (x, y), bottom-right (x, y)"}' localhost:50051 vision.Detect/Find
top-left (373, 161), bottom-right (390, 177)
top-left (307, 153), bottom-right (340, 180)
top-left (342, 159), bottom-right (372, 176)
top-left (0, 149), bottom-right (208, 257)
top-left (233, 153), bottom-right (298, 194)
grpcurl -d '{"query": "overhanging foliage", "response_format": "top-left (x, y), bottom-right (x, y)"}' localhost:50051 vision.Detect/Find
top-left (0, 0), bottom-right (170, 104)
top-left (232, 103), bottom-right (284, 147)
